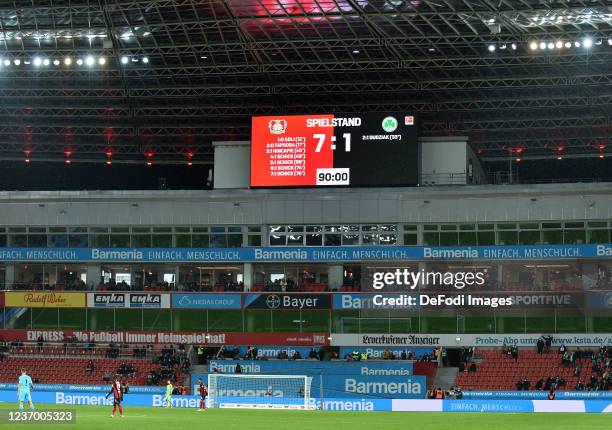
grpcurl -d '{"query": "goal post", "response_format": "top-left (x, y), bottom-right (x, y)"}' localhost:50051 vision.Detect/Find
top-left (207, 374), bottom-right (313, 409)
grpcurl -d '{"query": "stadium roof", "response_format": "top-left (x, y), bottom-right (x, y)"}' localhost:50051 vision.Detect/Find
top-left (0, 0), bottom-right (610, 167)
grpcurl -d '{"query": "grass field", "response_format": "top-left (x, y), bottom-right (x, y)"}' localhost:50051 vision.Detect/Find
top-left (0, 404), bottom-right (610, 430)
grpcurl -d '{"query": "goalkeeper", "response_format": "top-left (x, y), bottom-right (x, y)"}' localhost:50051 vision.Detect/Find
top-left (164, 381), bottom-right (173, 408)
top-left (17, 369), bottom-right (35, 411)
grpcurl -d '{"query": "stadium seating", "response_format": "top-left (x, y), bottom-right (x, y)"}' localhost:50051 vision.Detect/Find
top-left (454, 349), bottom-right (593, 391)
top-left (0, 342), bottom-right (189, 387)
top-left (0, 356), bottom-right (158, 386)
top-left (6, 342), bottom-right (169, 358)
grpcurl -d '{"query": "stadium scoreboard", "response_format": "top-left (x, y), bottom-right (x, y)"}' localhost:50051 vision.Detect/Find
top-left (250, 113), bottom-right (419, 187)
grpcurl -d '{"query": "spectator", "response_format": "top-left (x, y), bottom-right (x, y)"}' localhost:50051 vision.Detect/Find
top-left (544, 376), bottom-right (554, 390)
top-left (86, 360), bottom-right (95, 372)
top-left (510, 345), bottom-right (519, 361)
top-left (309, 348), bottom-right (318, 359)
top-left (575, 347), bottom-right (583, 360)
top-left (433, 347), bottom-right (440, 362)
top-left (383, 348), bottom-right (392, 360)
top-left (37, 335), bottom-right (44, 352)
top-left (181, 359), bottom-right (191, 373)
top-left (535, 379), bottom-right (544, 390)
top-left (245, 346), bottom-right (256, 360)
top-left (536, 337), bottom-right (545, 354)
top-left (522, 378), bottom-right (530, 390)
top-left (554, 375), bottom-right (566, 388)
top-left (544, 335), bottom-right (553, 353)
top-left (589, 374), bottom-right (598, 390)
top-left (235, 363), bottom-right (242, 374)
top-left (117, 362), bottom-right (135, 377)
top-left (455, 386), bottom-right (463, 399)
top-left (561, 351), bottom-right (571, 367)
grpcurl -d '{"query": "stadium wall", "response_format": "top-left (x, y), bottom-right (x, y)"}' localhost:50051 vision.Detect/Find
top-left (0, 183), bottom-right (610, 225)
top-left (1, 185), bottom-right (612, 335)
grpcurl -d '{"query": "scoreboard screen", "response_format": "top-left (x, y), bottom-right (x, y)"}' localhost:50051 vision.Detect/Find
top-left (250, 113), bottom-right (419, 187)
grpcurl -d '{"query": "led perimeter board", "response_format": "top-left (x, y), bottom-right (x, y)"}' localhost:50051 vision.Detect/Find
top-left (250, 113), bottom-right (419, 187)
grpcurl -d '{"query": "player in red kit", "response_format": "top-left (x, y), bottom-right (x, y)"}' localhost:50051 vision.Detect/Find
top-left (106, 380), bottom-right (125, 418)
top-left (197, 378), bottom-right (208, 411)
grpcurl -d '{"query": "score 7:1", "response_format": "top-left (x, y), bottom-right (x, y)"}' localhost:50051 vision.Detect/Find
top-left (313, 133), bottom-right (352, 152)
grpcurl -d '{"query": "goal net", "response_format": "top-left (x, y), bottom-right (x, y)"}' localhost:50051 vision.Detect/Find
top-left (207, 374), bottom-right (313, 409)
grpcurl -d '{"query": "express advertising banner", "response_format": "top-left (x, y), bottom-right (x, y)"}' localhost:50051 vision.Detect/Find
top-left (86, 293), bottom-right (171, 309)
top-left (243, 293), bottom-right (331, 310)
top-left (0, 329), bottom-right (329, 346)
top-left (250, 113), bottom-right (419, 187)
top-left (4, 292), bottom-right (85, 308)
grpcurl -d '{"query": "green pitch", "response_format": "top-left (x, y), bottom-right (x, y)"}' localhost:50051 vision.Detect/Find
top-left (0, 404), bottom-right (610, 430)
